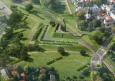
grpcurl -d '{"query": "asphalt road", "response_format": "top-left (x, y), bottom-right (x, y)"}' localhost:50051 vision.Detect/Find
top-left (91, 35), bottom-right (113, 70)
top-left (91, 47), bottom-right (107, 70)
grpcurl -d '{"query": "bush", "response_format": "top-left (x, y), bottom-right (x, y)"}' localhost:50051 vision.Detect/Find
top-left (32, 23), bottom-right (44, 40)
top-left (47, 57), bottom-right (63, 65)
top-left (77, 63), bottom-right (89, 71)
top-left (27, 44), bottom-right (45, 52)
top-left (25, 4), bottom-right (33, 12)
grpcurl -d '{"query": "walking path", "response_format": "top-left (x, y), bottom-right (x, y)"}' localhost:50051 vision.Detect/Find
top-left (65, 0), bottom-right (72, 15)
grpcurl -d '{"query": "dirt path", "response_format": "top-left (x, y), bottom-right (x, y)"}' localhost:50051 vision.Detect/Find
top-left (65, 0), bottom-right (72, 15)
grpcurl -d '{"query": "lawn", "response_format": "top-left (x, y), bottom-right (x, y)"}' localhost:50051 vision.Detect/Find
top-left (81, 35), bottom-right (100, 51)
top-left (40, 44), bottom-right (90, 52)
top-left (16, 51), bottom-right (90, 80)
top-left (2, 1), bottom-right (94, 80)
top-left (1, 0), bottom-right (13, 7)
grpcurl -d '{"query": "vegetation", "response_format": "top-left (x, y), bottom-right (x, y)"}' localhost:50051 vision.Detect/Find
top-left (25, 4), bottom-right (33, 12)
top-left (0, 0), bottom-right (114, 81)
top-left (0, 8), bottom-right (29, 66)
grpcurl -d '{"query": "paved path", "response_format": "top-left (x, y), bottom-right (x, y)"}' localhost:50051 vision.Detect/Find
top-left (91, 35), bottom-right (113, 71)
top-left (65, 0), bottom-right (72, 15)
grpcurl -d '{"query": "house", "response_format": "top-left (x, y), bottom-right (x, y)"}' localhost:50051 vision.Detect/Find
top-left (108, 0), bottom-right (115, 4)
top-left (48, 71), bottom-right (56, 81)
top-left (104, 15), bottom-right (113, 28)
top-left (20, 72), bottom-right (28, 81)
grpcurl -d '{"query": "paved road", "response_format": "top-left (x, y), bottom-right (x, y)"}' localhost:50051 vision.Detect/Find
top-left (91, 47), bottom-right (107, 70)
top-left (91, 35), bottom-right (112, 71)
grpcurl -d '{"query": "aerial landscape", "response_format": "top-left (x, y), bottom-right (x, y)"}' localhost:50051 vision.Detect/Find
top-left (0, 0), bottom-right (115, 81)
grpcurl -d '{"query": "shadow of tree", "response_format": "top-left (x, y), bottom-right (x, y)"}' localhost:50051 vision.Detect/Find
top-left (62, 52), bottom-right (70, 56)
top-left (24, 56), bottom-right (33, 62)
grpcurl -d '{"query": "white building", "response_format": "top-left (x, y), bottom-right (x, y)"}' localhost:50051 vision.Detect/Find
top-left (85, 13), bottom-right (91, 20)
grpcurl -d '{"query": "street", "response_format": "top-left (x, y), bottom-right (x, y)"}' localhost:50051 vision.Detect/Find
top-left (91, 35), bottom-right (113, 71)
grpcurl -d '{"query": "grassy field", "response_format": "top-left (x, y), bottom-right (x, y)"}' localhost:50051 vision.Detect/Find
top-left (104, 55), bottom-right (115, 72)
top-left (1, 1), bottom-right (95, 80)
top-left (16, 51), bottom-right (90, 80)
top-left (81, 35), bottom-right (100, 51)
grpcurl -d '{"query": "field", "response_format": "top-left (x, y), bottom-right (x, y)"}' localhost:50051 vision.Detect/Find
top-left (17, 51), bottom-right (91, 80)
top-left (0, 0), bottom-right (103, 81)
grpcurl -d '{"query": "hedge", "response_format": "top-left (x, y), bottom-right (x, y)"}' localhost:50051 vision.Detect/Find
top-left (32, 23), bottom-right (44, 40)
top-left (53, 32), bottom-right (76, 39)
top-left (47, 57), bottom-right (63, 65)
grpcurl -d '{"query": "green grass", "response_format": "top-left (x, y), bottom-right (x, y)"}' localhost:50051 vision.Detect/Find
top-left (2, 1), bottom-right (93, 80)
top-left (1, 0), bottom-right (13, 7)
top-left (47, 26), bottom-right (56, 37)
top-left (53, 32), bottom-right (76, 39)
top-left (104, 55), bottom-right (115, 72)
top-left (40, 44), bottom-right (90, 52)
top-left (16, 51), bottom-right (90, 80)
top-left (81, 35), bottom-right (100, 50)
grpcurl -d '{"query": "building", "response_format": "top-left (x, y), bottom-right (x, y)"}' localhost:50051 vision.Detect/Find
top-left (108, 0), bottom-right (115, 4)
top-left (110, 10), bottom-right (115, 21)
top-left (104, 16), bottom-right (113, 28)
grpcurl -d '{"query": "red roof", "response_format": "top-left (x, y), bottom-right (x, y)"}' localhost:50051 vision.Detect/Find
top-left (110, 0), bottom-right (115, 4)
top-left (104, 16), bottom-right (113, 22)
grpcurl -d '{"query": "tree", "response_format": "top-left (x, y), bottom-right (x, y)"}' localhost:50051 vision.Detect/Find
top-left (57, 47), bottom-right (68, 56)
top-left (111, 43), bottom-right (115, 51)
top-left (25, 4), bottom-right (33, 12)
top-left (0, 53), bottom-right (10, 66)
top-left (50, 19), bottom-right (56, 27)
top-left (93, 0), bottom-right (103, 6)
top-left (47, 0), bottom-right (65, 13)
top-left (76, 11), bottom-right (85, 20)
top-left (58, 47), bottom-right (65, 54)
top-left (92, 31), bottom-right (105, 45)
top-left (7, 9), bottom-right (28, 29)
top-left (5, 41), bottom-right (28, 60)
top-left (78, 20), bottom-right (87, 31)
top-left (80, 50), bottom-right (88, 56)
